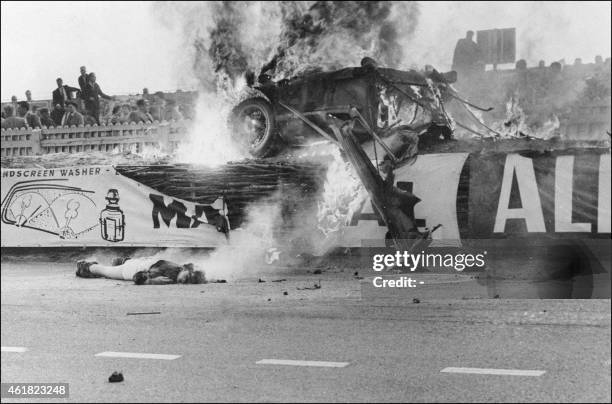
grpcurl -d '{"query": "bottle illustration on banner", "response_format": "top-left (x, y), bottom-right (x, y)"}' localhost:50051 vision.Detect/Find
top-left (100, 189), bottom-right (125, 242)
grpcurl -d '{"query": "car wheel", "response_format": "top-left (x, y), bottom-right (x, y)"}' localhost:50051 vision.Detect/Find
top-left (230, 98), bottom-right (278, 158)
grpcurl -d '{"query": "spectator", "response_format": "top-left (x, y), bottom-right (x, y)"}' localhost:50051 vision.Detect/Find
top-left (82, 72), bottom-right (113, 124)
top-left (164, 99), bottom-right (184, 121)
top-left (595, 55), bottom-right (603, 64)
top-left (1, 105), bottom-right (27, 129)
top-left (10, 95), bottom-right (18, 116)
top-left (107, 105), bottom-right (123, 124)
top-left (128, 99), bottom-right (153, 123)
top-left (538, 60), bottom-right (546, 68)
top-left (61, 101), bottom-right (84, 126)
top-left (83, 111), bottom-right (97, 126)
top-left (50, 104), bottom-right (65, 126)
top-left (78, 66), bottom-right (88, 92)
top-left (149, 92), bottom-right (166, 121)
top-left (38, 108), bottom-right (55, 127)
top-left (515, 59), bottom-right (527, 70)
top-left (142, 87), bottom-right (150, 101)
top-left (550, 61), bottom-right (562, 74)
top-left (25, 90), bottom-right (32, 102)
top-left (452, 30), bottom-right (484, 80)
top-left (52, 78), bottom-right (80, 108)
top-left (120, 104), bottom-right (132, 122)
top-left (18, 101), bottom-right (41, 128)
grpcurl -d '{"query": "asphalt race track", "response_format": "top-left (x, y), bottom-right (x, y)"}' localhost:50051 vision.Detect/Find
top-left (1, 258), bottom-right (610, 403)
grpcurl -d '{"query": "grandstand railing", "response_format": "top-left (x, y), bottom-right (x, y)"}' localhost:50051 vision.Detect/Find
top-left (1, 97), bottom-right (610, 158)
top-left (1, 120), bottom-right (190, 157)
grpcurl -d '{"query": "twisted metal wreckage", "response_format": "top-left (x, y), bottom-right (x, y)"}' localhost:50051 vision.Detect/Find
top-left (230, 57), bottom-right (498, 250)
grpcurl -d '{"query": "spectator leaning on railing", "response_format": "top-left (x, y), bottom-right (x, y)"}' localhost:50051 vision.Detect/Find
top-left (61, 101), bottom-right (84, 126)
top-left (51, 104), bottom-right (64, 126)
top-left (164, 99), bottom-right (184, 121)
top-left (39, 108), bottom-right (55, 127)
top-left (83, 110), bottom-right (97, 126)
top-left (149, 92), bottom-right (166, 121)
top-left (106, 105), bottom-right (123, 125)
top-left (1, 105), bottom-right (27, 129)
top-left (128, 99), bottom-right (153, 123)
top-left (18, 101), bottom-right (41, 128)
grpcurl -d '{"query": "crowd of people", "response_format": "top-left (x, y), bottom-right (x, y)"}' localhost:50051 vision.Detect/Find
top-left (1, 66), bottom-right (187, 130)
top-left (450, 30), bottom-right (611, 134)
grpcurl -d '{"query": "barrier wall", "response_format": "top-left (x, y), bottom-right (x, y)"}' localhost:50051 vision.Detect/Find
top-left (0, 165), bottom-right (228, 247)
top-left (335, 150), bottom-right (611, 246)
top-left (1, 149), bottom-right (610, 248)
top-left (1, 120), bottom-right (189, 157)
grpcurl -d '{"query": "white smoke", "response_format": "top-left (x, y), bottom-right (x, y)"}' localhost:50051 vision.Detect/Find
top-left (173, 82), bottom-right (246, 166)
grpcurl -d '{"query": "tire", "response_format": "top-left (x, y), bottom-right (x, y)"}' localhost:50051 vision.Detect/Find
top-left (230, 98), bottom-right (278, 158)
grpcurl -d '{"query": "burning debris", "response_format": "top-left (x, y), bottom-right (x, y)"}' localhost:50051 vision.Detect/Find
top-left (228, 56), bottom-right (462, 248)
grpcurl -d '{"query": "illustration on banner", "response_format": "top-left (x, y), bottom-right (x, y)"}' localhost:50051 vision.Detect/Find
top-left (100, 189), bottom-right (125, 242)
top-left (1, 179), bottom-right (125, 242)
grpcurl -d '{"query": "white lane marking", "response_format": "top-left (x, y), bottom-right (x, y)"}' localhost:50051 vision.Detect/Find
top-left (256, 359), bottom-right (349, 368)
top-left (1, 346), bottom-right (28, 353)
top-left (441, 367), bottom-right (545, 377)
top-left (95, 351), bottom-right (181, 360)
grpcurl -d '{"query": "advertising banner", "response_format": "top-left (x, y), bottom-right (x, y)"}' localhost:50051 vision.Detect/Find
top-left (339, 151), bottom-right (611, 246)
top-left (1, 166), bottom-right (229, 247)
top-left (2, 150), bottom-right (609, 248)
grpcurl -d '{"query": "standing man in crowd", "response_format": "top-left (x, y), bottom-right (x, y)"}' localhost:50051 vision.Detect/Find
top-left (25, 90), bottom-right (32, 102)
top-left (452, 30), bottom-right (484, 81)
top-left (10, 95), bottom-right (18, 116)
top-left (77, 66), bottom-right (88, 110)
top-left (78, 66), bottom-right (88, 92)
top-left (1, 106), bottom-right (26, 129)
top-left (61, 101), bottom-right (84, 126)
top-left (82, 72), bottom-right (113, 124)
top-left (18, 101), bottom-right (41, 128)
top-left (53, 78), bottom-right (80, 108)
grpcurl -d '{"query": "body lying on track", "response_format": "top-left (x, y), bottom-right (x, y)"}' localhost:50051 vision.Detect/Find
top-left (76, 257), bottom-right (210, 285)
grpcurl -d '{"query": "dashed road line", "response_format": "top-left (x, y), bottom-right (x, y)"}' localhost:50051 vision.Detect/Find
top-left (441, 367), bottom-right (546, 377)
top-left (256, 359), bottom-right (349, 368)
top-left (95, 351), bottom-right (181, 360)
top-left (1, 346), bottom-right (28, 353)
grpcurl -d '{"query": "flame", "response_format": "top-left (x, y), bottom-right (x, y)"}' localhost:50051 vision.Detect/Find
top-left (492, 94), bottom-right (561, 139)
top-left (315, 146), bottom-right (367, 238)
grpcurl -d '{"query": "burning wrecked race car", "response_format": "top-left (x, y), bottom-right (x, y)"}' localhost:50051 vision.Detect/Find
top-left (230, 57), bottom-right (461, 248)
top-left (229, 57), bottom-right (458, 160)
